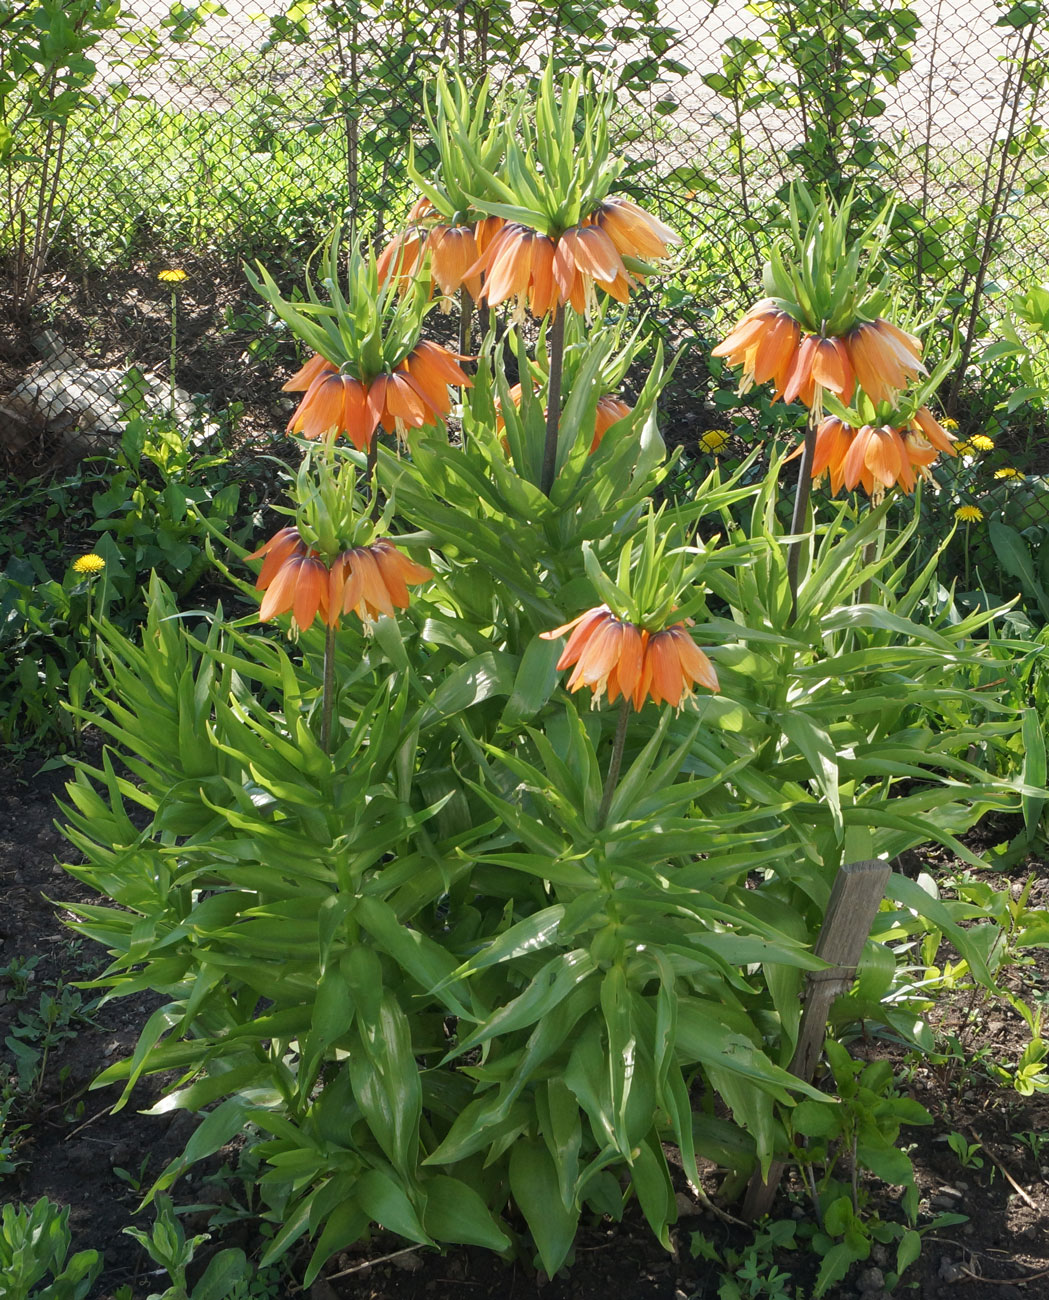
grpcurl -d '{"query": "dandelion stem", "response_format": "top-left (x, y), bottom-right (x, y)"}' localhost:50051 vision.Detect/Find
top-left (168, 289), bottom-right (178, 420)
top-left (540, 303), bottom-right (565, 497)
top-left (597, 697), bottom-right (631, 829)
top-left (786, 414), bottom-right (817, 622)
top-left (964, 522), bottom-right (972, 590)
top-left (322, 624), bottom-right (337, 754)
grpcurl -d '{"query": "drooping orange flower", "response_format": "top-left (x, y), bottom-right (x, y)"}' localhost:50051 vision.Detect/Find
top-left (428, 224), bottom-right (483, 301)
top-left (783, 335), bottom-right (855, 408)
top-left (592, 395), bottom-right (633, 451)
top-left (841, 424), bottom-right (915, 497)
top-left (810, 415), bottom-right (854, 495)
top-left (377, 206), bottom-right (505, 300)
top-left (541, 606), bottom-right (719, 710)
top-left (376, 196), bottom-right (437, 290)
top-left (333, 538), bottom-right (433, 628)
top-left (593, 197), bottom-right (680, 263)
top-left (467, 200), bottom-right (675, 319)
top-left (843, 319), bottom-right (926, 406)
top-left (497, 383), bottom-right (631, 453)
top-left (711, 302), bottom-right (801, 402)
top-left (639, 624), bottom-right (720, 707)
top-left (284, 343), bottom-right (471, 448)
top-left (715, 308), bottom-right (927, 413)
top-left (248, 529), bottom-right (432, 631)
top-left (553, 224), bottom-right (634, 306)
top-left (248, 527), bottom-right (332, 630)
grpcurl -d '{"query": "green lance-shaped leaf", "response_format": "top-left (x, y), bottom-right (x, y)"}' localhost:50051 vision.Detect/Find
top-left (509, 1138), bottom-right (581, 1276)
top-left (1020, 705), bottom-right (1047, 844)
top-left (536, 1078), bottom-right (583, 1211)
top-left (345, 948), bottom-right (422, 1182)
top-left (886, 872), bottom-right (994, 986)
top-left (780, 711), bottom-right (843, 840)
top-left (630, 1134), bottom-right (676, 1249)
top-left (450, 950), bottom-right (597, 1057)
top-left (988, 519), bottom-right (1049, 620)
top-left (421, 1175), bottom-right (512, 1251)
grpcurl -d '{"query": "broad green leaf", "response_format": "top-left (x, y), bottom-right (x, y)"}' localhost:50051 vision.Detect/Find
top-left (421, 1176), bottom-right (511, 1250)
top-left (354, 1168), bottom-right (431, 1245)
top-left (509, 1140), bottom-right (580, 1276)
top-left (502, 634), bottom-right (561, 725)
top-left (781, 711), bottom-right (842, 838)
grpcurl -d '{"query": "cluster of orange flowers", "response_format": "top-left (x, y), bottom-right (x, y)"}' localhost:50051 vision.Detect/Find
top-left (377, 197), bottom-right (504, 301)
top-left (378, 196), bottom-right (678, 317)
top-left (712, 303), bottom-right (924, 410)
top-left (714, 301), bottom-right (957, 497)
top-left (248, 527), bottom-right (432, 631)
top-left (283, 342), bottom-right (471, 449)
top-left (809, 408), bottom-right (955, 499)
top-left (542, 605), bottom-right (719, 710)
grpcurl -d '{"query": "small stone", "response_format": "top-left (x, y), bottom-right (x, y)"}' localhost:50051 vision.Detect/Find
top-left (871, 1244), bottom-right (890, 1267)
top-left (857, 1266), bottom-right (885, 1293)
top-left (675, 1192), bottom-right (695, 1216)
top-left (791, 1203), bottom-right (805, 1219)
top-left (930, 1188), bottom-right (964, 1210)
top-left (390, 1251), bottom-right (423, 1273)
top-left (675, 1291), bottom-right (689, 1300)
top-left (938, 1258), bottom-right (965, 1284)
top-left (309, 1282), bottom-right (338, 1300)
top-left (109, 1140), bottom-right (133, 1167)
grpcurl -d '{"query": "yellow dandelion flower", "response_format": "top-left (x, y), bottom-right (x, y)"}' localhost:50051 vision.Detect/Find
top-left (971, 434), bottom-right (995, 451)
top-left (699, 428), bottom-right (730, 453)
top-left (158, 268), bottom-right (188, 283)
top-left (994, 467), bottom-right (1021, 480)
top-left (955, 505), bottom-right (984, 523)
top-left (941, 417), bottom-right (959, 431)
top-left (954, 441), bottom-right (973, 455)
top-left (73, 553), bottom-right (106, 574)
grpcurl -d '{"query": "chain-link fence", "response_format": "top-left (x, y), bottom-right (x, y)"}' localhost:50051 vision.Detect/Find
top-left (3, 0), bottom-right (1049, 480)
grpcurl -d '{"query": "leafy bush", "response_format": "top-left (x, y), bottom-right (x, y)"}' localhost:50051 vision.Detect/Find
top-left (57, 68), bottom-right (1036, 1289)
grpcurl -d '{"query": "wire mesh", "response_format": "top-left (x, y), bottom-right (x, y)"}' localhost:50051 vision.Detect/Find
top-left (2, 0), bottom-right (1048, 477)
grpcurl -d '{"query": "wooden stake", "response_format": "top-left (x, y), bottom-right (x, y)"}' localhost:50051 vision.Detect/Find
top-left (741, 859), bottom-right (891, 1221)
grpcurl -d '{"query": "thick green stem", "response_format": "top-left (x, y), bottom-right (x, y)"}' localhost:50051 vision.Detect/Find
top-left (858, 538), bottom-right (876, 606)
top-left (366, 438), bottom-right (380, 522)
top-left (322, 624), bottom-right (337, 753)
top-left (458, 290), bottom-right (472, 363)
top-left (596, 697), bottom-right (631, 830)
top-left (786, 415), bottom-right (818, 622)
top-left (539, 304), bottom-right (566, 497)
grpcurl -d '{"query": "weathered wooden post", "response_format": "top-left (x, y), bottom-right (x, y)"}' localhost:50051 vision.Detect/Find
top-left (741, 858), bottom-right (892, 1221)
